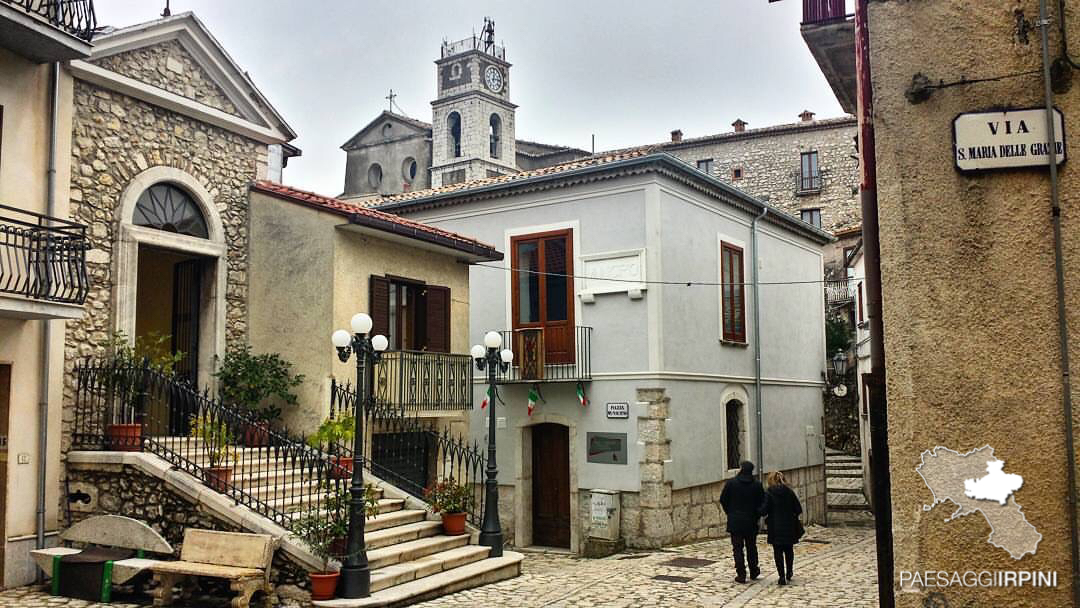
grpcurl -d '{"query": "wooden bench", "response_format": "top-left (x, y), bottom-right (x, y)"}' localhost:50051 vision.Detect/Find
top-left (30, 514), bottom-right (174, 602)
top-left (150, 529), bottom-right (278, 608)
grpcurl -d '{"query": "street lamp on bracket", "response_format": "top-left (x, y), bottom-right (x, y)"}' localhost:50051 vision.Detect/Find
top-left (472, 330), bottom-right (513, 557)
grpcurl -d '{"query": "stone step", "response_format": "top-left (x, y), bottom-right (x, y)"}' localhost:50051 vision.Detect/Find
top-left (369, 545), bottom-right (491, 593)
top-left (826, 454), bottom-right (861, 462)
top-left (313, 551), bottom-right (524, 608)
top-left (368, 535), bottom-right (472, 571)
top-left (828, 503), bottom-right (873, 512)
top-left (365, 521), bottom-right (443, 551)
top-left (828, 487), bottom-right (865, 495)
top-left (825, 472), bottom-right (864, 479)
top-left (826, 461), bottom-right (862, 467)
top-left (366, 509), bottom-right (427, 533)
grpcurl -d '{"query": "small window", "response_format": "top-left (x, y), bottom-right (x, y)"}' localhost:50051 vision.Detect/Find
top-left (489, 113), bottom-right (502, 159)
top-left (725, 399), bottom-right (746, 470)
top-left (447, 112), bottom-right (462, 158)
top-left (696, 159), bottom-right (714, 175)
top-left (800, 208), bottom-right (822, 228)
top-left (799, 150), bottom-right (821, 192)
top-left (721, 242), bottom-right (746, 343)
top-left (858, 281), bottom-right (865, 323)
top-left (402, 157), bottom-right (417, 181)
top-left (368, 163), bottom-right (383, 189)
top-left (381, 123), bottom-right (393, 139)
top-left (732, 167), bottom-right (743, 180)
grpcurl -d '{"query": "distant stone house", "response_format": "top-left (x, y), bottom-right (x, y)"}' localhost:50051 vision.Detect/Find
top-left (373, 148), bottom-right (833, 553)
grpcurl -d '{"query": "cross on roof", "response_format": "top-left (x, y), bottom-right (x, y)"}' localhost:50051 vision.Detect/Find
top-left (386, 89), bottom-right (397, 113)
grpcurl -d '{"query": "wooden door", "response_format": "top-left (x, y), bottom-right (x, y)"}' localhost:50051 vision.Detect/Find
top-left (532, 423), bottom-right (570, 548)
top-left (511, 230), bottom-right (575, 365)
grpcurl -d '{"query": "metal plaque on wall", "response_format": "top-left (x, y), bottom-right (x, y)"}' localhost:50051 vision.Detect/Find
top-left (587, 432), bottom-right (627, 465)
top-left (605, 402), bottom-right (629, 419)
top-left (953, 107), bottom-right (1066, 172)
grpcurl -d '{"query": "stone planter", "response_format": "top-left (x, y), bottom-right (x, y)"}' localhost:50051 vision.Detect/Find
top-left (309, 571), bottom-right (340, 601)
top-left (204, 466), bottom-right (232, 493)
top-left (105, 423), bottom-right (142, 452)
top-left (441, 512), bottom-right (467, 536)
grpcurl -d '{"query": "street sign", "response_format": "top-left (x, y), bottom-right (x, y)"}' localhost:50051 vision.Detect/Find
top-left (953, 107), bottom-right (1066, 172)
top-left (605, 402), bottom-right (629, 419)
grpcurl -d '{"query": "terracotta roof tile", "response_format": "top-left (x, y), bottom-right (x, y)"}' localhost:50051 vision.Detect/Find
top-left (250, 181), bottom-right (501, 260)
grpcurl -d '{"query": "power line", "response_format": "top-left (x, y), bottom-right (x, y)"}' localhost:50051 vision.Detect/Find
top-left (473, 262), bottom-right (862, 287)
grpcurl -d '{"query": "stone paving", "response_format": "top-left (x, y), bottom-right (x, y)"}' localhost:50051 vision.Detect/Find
top-left (0, 526), bottom-right (876, 607)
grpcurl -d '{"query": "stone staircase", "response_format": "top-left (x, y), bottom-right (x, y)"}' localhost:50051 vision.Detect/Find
top-left (156, 438), bottom-right (523, 606)
top-left (825, 450), bottom-right (874, 527)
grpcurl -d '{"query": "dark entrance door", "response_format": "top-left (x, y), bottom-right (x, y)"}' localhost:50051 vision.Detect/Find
top-left (169, 258), bottom-right (202, 435)
top-left (532, 423), bottom-right (570, 548)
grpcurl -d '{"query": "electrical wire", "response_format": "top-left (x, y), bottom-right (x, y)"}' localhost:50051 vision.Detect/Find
top-left (473, 262), bottom-right (863, 287)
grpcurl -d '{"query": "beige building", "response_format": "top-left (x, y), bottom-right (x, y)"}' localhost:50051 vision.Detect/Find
top-left (247, 181), bottom-right (500, 432)
top-left (0, 0), bottom-right (94, 587)
top-left (801, 0), bottom-right (1080, 605)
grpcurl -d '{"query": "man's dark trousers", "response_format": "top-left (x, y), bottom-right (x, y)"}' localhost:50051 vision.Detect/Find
top-left (731, 533), bottom-right (759, 578)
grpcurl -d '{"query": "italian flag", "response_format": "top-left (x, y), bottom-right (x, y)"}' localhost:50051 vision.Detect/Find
top-left (480, 386), bottom-right (495, 409)
top-left (527, 387), bottom-right (540, 416)
top-left (576, 382), bottom-right (588, 407)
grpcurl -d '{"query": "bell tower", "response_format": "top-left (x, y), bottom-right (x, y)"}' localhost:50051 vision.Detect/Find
top-left (431, 18), bottom-right (517, 187)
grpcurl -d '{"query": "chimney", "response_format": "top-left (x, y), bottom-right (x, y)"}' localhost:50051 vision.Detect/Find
top-left (670, 129), bottom-right (683, 143)
top-left (732, 119), bottom-right (748, 133)
top-left (800, 110), bottom-right (816, 122)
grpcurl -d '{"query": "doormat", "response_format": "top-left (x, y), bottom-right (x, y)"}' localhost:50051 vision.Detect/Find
top-left (659, 557), bottom-right (716, 568)
top-left (652, 575), bottom-right (694, 583)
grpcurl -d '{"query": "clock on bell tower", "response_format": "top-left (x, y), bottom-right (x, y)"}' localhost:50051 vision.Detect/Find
top-left (431, 17), bottom-right (518, 187)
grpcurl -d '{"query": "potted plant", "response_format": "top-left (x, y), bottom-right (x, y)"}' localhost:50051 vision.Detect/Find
top-left (190, 413), bottom-right (235, 492)
top-left (425, 478), bottom-right (472, 536)
top-left (308, 414), bottom-right (355, 478)
top-left (103, 332), bottom-right (184, 451)
top-left (291, 481), bottom-right (379, 600)
top-left (214, 345), bottom-right (304, 446)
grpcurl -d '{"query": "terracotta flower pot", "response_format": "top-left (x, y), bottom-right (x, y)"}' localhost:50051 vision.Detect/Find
top-left (204, 466), bottom-right (232, 493)
top-left (441, 512), bottom-right (467, 536)
top-left (331, 457), bottom-right (353, 479)
top-left (309, 571), bottom-right (340, 601)
top-left (243, 422), bottom-right (271, 447)
top-left (105, 423), bottom-right (142, 452)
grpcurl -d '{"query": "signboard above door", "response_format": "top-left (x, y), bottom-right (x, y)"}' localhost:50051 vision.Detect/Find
top-left (953, 107), bottom-right (1066, 172)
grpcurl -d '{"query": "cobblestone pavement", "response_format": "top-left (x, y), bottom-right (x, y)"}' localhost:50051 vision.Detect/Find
top-left (0, 526), bottom-right (875, 607)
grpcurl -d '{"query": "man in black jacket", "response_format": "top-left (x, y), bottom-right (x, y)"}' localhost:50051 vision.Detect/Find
top-left (719, 460), bottom-right (765, 583)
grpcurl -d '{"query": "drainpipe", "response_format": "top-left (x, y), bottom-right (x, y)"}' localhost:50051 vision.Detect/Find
top-left (1038, 2), bottom-right (1080, 603)
top-left (855, 1), bottom-right (894, 606)
top-left (37, 62), bottom-right (62, 560)
top-left (751, 206), bottom-right (767, 480)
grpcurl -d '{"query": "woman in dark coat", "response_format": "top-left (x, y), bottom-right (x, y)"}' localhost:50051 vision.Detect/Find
top-left (760, 471), bottom-right (803, 585)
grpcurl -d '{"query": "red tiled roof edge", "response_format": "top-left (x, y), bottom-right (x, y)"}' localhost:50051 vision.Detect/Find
top-left (250, 181), bottom-right (502, 261)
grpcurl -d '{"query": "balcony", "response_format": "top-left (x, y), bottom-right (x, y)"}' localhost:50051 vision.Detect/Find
top-left (825, 278), bottom-right (855, 306)
top-left (0, 203), bottom-right (88, 319)
top-left (796, 171), bottom-right (823, 195)
top-left (0, 0), bottom-right (96, 63)
top-left (800, 0), bottom-right (856, 114)
top-left (372, 350), bottom-right (474, 411)
top-left (495, 326), bottom-right (592, 384)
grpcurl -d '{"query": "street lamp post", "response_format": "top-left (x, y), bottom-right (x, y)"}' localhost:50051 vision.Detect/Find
top-left (331, 313), bottom-right (388, 599)
top-left (832, 349), bottom-right (848, 381)
top-left (471, 331), bottom-right (514, 558)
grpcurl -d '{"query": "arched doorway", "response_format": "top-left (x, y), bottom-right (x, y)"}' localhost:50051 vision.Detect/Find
top-left (113, 167), bottom-right (227, 396)
top-left (531, 422), bottom-right (570, 548)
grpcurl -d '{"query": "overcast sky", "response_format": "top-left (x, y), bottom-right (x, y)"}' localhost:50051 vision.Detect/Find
top-left (92, 0), bottom-right (845, 195)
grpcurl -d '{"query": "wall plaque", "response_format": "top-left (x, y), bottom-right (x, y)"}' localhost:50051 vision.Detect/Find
top-left (953, 107), bottom-right (1066, 171)
top-left (586, 432), bottom-right (627, 465)
top-left (605, 402), bottom-right (629, 419)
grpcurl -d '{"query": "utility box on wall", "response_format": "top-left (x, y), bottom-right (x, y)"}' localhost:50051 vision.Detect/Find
top-left (584, 489), bottom-right (624, 558)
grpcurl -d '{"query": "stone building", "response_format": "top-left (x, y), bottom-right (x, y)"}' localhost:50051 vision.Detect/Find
top-left (802, 0), bottom-right (1080, 605)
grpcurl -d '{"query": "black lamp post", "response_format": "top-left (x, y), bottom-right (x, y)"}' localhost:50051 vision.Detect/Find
top-left (331, 313), bottom-right (388, 599)
top-left (471, 331), bottom-right (514, 557)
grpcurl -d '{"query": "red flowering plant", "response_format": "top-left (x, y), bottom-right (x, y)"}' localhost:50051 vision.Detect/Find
top-left (424, 478), bottom-right (472, 515)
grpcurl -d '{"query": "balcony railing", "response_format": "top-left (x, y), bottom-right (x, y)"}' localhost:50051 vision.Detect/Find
top-left (825, 279), bottom-right (855, 305)
top-left (1, 0), bottom-right (97, 41)
top-left (0, 203), bottom-right (89, 305)
top-left (495, 326), bottom-right (592, 384)
top-left (797, 171), bottom-right (823, 194)
top-left (441, 35), bottom-right (505, 60)
top-left (373, 350), bottom-right (474, 411)
top-left (802, 0), bottom-right (852, 25)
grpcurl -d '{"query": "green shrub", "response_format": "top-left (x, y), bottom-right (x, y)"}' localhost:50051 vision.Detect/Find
top-left (213, 345), bottom-right (304, 423)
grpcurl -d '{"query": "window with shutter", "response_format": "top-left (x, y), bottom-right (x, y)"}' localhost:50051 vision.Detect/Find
top-left (425, 285), bottom-right (451, 353)
top-left (369, 275), bottom-right (391, 338)
top-left (721, 242), bottom-right (746, 343)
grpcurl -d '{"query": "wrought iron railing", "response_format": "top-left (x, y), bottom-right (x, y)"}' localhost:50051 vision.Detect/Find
top-left (825, 279), bottom-right (855, 305)
top-left (801, 0), bottom-right (852, 25)
top-left (329, 378), bottom-right (486, 526)
top-left (797, 171), bottom-right (823, 193)
top-left (495, 325), bottom-right (593, 384)
top-left (1, 0), bottom-right (97, 41)
top-left (373, 351), bottom-right (473, 411)
top-left (441, 35), bottom-right (505, 60)
top-left (0, 203), bottom-right (89, 305)
top-left (71, 358), bottom-right (351, 534)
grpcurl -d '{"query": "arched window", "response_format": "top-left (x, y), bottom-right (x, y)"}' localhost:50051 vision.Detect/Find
top-left (725, 399), bottom-right (746, 470)
top-left (447, 112), bottom-right (462, 158)
top-left (133, 183), bottom-right (208, 238)
top-left (489, 113), bottom-right (502, 159)
top-left (402, 157), bottom-right (418, 182)
top-left (368, 163), bottom-right (383, 189)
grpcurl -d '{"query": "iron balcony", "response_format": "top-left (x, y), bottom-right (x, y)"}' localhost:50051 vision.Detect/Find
top-left (0, 0), bottom-right (97, 62)
top-left (0, 203), bottom-right (89, 311)
top-left (373, 350), bottom-right (475, 411)
top-left (494, 326), bottom-right (593, 384)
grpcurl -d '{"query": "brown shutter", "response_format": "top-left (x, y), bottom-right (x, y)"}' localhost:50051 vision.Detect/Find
top-left (369, 275), bottom-right (390, 338)
top-left (425, 285), bottom-right (451, 353)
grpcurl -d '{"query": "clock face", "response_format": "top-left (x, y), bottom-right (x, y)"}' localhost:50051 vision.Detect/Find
top-left (484, 65), bottom-right (504, 93)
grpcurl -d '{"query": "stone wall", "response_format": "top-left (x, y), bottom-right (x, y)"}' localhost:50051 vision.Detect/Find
top-left (65, 462), bottom-right (308, 586)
